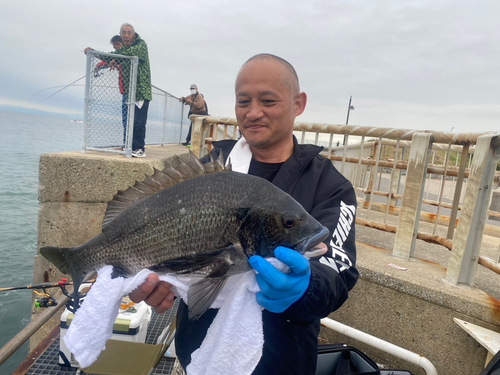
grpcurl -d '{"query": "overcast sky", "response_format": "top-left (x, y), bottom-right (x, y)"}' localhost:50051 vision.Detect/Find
top-left (1, 0), bottom-right (499, 133)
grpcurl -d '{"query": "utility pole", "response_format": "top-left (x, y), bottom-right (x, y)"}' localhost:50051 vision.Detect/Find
top-left (343, 96), bottom-right (354, 145)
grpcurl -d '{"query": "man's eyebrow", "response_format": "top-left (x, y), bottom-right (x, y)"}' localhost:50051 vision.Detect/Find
top-left (260, 91), bottom-right (279, 97)
top-left (236, 90), bottom-right (279, 97)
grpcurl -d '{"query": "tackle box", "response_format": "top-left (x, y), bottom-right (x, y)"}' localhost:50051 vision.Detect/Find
top-left (59, 297), bottom-right (152, 367)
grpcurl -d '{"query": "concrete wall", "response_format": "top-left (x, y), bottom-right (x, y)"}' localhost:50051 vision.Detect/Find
top-left (32, 145), bottom-right (500, 375)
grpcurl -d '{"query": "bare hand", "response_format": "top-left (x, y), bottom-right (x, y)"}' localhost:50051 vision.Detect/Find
top-left (129, 274), bottom-right (175, 314)
top-left (109, 60), bottom-right (118, 70)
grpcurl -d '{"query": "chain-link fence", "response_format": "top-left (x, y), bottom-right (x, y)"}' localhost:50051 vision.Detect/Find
top-left (146, 85), bottom-right (190, 146)
top-left (83, 50), bottom-right (190, 157)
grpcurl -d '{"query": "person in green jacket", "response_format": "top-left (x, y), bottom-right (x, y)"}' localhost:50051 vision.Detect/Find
top-left (85, 23), bottom-right (152, 158)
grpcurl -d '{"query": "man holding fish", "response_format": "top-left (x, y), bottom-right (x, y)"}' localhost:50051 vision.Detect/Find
top-left (130, 54), bottom-right (359, 374)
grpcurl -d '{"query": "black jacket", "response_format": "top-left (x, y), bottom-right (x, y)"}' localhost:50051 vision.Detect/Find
top-left (176, 137), bottom-right (359, 374)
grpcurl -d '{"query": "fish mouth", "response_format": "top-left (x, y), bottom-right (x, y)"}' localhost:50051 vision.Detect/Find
top-left (295, 226), bottom-right (330, 258)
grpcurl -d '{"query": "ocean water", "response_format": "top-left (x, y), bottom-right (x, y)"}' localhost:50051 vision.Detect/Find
top-left (0, 111), bottom-right (83, 374)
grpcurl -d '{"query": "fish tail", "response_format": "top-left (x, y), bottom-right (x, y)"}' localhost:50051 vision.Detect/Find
top-left (40, 246), bottom-right (84, 311)
top-left (40, 246), bottom-right (72, 275)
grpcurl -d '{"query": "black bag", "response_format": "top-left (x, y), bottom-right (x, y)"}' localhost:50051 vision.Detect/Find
top-left (316, 344), bottom-right (380, 375)
top-left (203, 98), bottom-right (209, 115)
top-left (480, 350), bottom-right (500, 375)
top-left (316, 344), bottom-right (415, 375)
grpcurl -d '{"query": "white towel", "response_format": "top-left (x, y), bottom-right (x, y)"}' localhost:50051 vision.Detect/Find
top-left (187, 271), bottom-right (263, 375)
top-left (227, 136), bottom-right (252, 173)
top-left (63, 266), bottom-right (266, 374)
top-left (64, 266), bottom-right (152, 368)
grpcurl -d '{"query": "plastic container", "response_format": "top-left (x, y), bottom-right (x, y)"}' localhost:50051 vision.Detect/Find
top-left (59, 297), bottom-right (152, 367)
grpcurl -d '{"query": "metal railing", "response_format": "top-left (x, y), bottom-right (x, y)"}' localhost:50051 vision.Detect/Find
top-left (0, 293), bottom-right (69, 367)
top-left (82, 50), bottom-right (190, 157)
top-left (190, 116), bottom-right (500, 286)
top-left (320, 317), bottom-right (438, 375)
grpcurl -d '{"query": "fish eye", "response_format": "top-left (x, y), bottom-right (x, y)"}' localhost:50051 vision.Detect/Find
top-left (282, 213), bottom-right (297, 228)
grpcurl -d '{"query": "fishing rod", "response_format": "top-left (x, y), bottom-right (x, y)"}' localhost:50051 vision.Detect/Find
top-left (41, 75), bottom-right (87, 103)
top-left (0, 279), bottom-right (74, 292)
top-left (27, 75), bottom-right (86, 103)
top-left (27, 81), bottom-right (85, 101)
top-left (0, 278), bottom-right (96, 310)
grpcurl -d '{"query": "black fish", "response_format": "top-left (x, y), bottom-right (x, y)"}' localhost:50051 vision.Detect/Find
top-left (41, 152), bottom-right (329, 318)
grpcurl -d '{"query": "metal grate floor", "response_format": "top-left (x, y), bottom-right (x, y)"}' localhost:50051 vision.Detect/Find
top-left (25, 300), bottom-right (179, 375)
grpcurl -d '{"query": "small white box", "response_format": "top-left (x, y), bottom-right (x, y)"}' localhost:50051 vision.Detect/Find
top-left (59, 299), bottom-right (152, 367)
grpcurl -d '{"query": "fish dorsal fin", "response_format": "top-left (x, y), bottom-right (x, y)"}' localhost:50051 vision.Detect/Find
top-left (102, 151), bottom-right (229, 229)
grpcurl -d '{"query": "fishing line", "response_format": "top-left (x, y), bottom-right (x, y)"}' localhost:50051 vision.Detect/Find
top-left (28, 83), bottom-right (85, 101)
top-left (41, 75), bottom-right (87, 103)
top-left (28, 75), bottom-right (86, 102)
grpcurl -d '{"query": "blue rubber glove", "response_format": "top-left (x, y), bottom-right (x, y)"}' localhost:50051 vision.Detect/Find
top-left (249, 246), bottom-right (311, 313)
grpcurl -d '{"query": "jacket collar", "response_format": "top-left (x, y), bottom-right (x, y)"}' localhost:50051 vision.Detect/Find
top-left (272, 136), bottom-right (323, 194)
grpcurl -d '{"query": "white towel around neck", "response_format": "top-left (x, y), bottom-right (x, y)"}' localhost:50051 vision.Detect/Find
top-left (226, 136), bottom-right (252, 173)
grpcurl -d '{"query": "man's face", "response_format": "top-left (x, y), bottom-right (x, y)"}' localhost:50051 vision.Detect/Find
top-left (235, 59), bottom-right (306, 149)
top-left (112, 41), bottom-right (123, 51)
top-left (120, 26), bottom-right (135, 47)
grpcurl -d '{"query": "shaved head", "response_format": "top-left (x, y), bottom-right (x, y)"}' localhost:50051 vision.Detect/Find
top-left (238, 53), bottom-right (300, 97)
top-left (234, 53), bottom-right (307, 159)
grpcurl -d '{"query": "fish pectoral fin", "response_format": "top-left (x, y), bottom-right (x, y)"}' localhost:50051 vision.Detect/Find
top-left (187, 277), bottom-right (228, 320)
top-left (149, 244), bottom-right (239, 275)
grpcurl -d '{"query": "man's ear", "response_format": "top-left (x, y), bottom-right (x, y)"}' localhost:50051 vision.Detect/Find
top-left (295, 92), bottom-right (307, 117)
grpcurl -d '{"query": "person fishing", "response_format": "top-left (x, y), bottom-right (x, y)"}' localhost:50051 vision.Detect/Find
top-left (181, 84), bottom-right (208, 146)
top-left (84, 23), bottom-right (152, 158)
top-left (129, 53), bottom-right (359, 375)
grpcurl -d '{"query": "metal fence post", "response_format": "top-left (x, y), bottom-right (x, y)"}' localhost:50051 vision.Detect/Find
top-left (124, 56), bottom-right (138, 157)
top-left (180, 103), bottom-right (186, 145)
top-left (393, 133), bottom-right (433, 259)
top-left (161, 91), bottom-right (168, 146)
top-left (446, 134), bottom-right (500, 285)
top-left (82, 52), bottom-right (93, 153)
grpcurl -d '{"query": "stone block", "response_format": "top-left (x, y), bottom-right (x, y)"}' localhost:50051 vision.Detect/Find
top-left (38, 146), bottom-right (189, 203)
top-left (37, 201), bottom-right (107, 250)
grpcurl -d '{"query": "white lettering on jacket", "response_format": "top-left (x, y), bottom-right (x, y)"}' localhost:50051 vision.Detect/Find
top-left (320, 201), bottom-right (356, 273)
